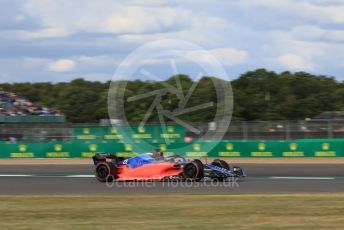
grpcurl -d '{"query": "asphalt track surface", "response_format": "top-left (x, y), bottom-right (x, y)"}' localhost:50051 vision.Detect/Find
top-left (0, 164), bottom-right (344, 194)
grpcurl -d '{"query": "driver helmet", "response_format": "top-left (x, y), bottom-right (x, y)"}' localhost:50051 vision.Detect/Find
top-left (153, 148), bottom-right (164, 158)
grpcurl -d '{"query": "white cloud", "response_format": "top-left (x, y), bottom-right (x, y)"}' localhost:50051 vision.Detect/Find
top-left (118, 15), bottom-right (236, 49)
top-left (277, 54), bottom-right (313, 71)
top-left (137, 47), bottom-right (248, 67)
top-left (14, 15), bottom-right (26, 22)
top-left (185, 47), bottom-right (248, 66)
top-left (48, 59), bottom-right (75, 72)
top-left (1, 0), bottom-right (343, 82)
top-left (210, 48), bottom-right (248, 66)
top-left (0, 56), bottom-right (116, 82)
top-left (24, 0), bottom-right (192, 36)
top-left (25, 28), bottom-right (70, 39)
top-left (77, 55), bottom-right (117, 67)
top-left (290, 25), bottom-right (344, 42)
top-left (104, 7), bottom-right (190, 34)
top-left (241, 0), bottom-right (344, 24)
top-left (124, 0), bottom-right (173, 6)
top-left (0, 28), bottom-right (70, 40)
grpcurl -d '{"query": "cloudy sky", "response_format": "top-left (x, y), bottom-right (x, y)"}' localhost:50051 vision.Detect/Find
top-left (0, 0), bottom-right (343, 82)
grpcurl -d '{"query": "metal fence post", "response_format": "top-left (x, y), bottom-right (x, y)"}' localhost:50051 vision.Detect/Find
top-left (285, 121), bottom-right (290, 140)
top-left (243, 121), bottom-right (248, 140)
top-left (328, 120), bottom-right (333, 139)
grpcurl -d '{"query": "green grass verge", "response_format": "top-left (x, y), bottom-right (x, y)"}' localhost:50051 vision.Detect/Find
top-left (0, 194), bottom-right (343, 230)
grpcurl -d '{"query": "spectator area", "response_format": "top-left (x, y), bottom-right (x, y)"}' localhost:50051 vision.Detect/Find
top-left (0, 88), bottom-right (62, 117)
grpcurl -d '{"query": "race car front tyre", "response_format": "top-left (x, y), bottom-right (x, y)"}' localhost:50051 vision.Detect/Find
top-left (210, 159), bottom-right (230, 181)
top-left (183, 160), bottom-right (204, 181)
top-left (193, 159), bottom-right (205, 180)
top-left (95, 162), bottom-right (116, 182)
top-left (232, 166), bottom-right (245, 177)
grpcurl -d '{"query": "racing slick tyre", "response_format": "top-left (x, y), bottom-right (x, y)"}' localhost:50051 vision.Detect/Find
top-left (95, 162), bottom-right (116, 183)
top-left (183, 160), bottom-right (204, 181)
top-left (210, 159), bottom-right (230, 181)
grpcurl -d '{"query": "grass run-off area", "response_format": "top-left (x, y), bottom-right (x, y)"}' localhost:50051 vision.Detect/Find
top-left (0, 193), bottom-right (343, 230)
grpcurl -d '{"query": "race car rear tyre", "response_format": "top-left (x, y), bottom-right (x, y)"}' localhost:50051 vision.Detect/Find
top-left (95, 162), bottom-right (116, 183)
top-left (183, 160), bottom-right (204, 181)
top-left (211, 159), bottom-right (230, 181)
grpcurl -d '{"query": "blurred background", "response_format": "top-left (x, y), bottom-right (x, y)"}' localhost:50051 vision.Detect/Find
top-left (0, 69), bottom-right (343, 158)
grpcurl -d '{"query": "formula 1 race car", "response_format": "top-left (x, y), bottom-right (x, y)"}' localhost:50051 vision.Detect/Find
top-left (92, 151), bottom-right (246, 182)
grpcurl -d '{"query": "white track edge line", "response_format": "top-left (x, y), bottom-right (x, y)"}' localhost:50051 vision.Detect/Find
top-left (269, 176), bottom-right (335, 180)
top-left (0, 174), bottom-right (94, 178)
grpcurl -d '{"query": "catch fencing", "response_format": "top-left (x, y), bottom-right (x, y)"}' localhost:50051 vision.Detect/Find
top-left (0, 122), bottom-right (343, 158)
top-left (0, 120), bottom-right (343, 142)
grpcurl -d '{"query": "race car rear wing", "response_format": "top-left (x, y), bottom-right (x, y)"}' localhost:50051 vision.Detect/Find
top-left (92, 152), bottom-right (122, 165)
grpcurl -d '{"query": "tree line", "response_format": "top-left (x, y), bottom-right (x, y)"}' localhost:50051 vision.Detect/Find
top-left (1, 69), bottom-right (343, 123)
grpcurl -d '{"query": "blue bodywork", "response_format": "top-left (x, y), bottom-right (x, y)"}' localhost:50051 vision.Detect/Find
top-left (204, 164), bottom-right (246, 177)
top-left (126, 153), bottom-right (155, 168)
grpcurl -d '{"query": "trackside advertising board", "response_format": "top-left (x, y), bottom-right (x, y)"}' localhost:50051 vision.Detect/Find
top-left (72, 125), bottom-right (185, 144)
top-left (0, 139), bottom-right (343, 158)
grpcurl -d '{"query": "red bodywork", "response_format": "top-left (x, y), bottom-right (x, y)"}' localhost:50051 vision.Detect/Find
top-left (114, 163), bottom-right (184, 181)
